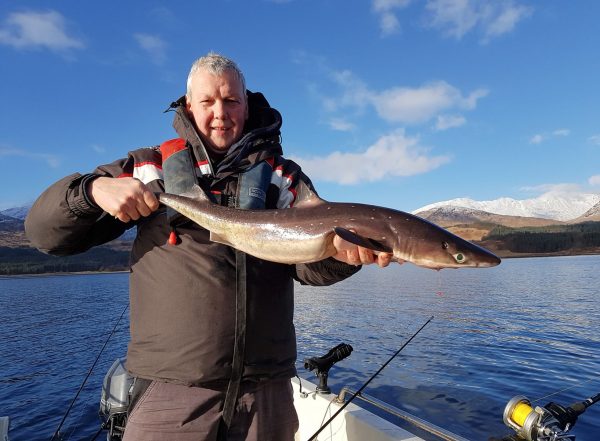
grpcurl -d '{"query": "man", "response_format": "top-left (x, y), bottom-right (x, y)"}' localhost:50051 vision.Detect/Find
top-left (25, 53), bottom-right (391, 441)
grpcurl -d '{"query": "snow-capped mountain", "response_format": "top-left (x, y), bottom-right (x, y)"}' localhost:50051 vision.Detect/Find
top-left (572, 200), bottom-right (600, 222)
top-left (0, 204), bottom-right (31, 220)
top-left (413, 192), bottom-right (600, 222)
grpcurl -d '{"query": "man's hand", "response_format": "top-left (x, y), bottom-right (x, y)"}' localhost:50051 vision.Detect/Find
top-left (332, 233), bottom-right (394, 268)
top-left (87, 177), bottom-right (159, 223)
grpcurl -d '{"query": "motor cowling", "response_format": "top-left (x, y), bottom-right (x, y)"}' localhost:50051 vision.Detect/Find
top-left (99, 358), bottom-right (133, 440)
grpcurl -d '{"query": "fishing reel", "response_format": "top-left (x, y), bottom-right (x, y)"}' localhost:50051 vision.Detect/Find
top-left (502, 392), bottom-right (600, 441)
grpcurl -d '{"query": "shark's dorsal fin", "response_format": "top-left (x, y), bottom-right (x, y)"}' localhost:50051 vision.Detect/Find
top-left (180, 184), bottom-right (211, 202)
top-left (333, 227), bottom-right (393, 253)
top-left (293, 180), bottom-right (327, 208)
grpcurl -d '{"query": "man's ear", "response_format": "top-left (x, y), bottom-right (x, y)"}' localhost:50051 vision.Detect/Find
top-left (185, 97), bottom-right (195, 121)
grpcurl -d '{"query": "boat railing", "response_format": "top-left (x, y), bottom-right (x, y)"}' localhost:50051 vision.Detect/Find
top-left (336, 387), bottom-right (471, 441)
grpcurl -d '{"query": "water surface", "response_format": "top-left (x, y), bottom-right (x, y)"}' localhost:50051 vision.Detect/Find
top-left (1, 256), bottom-right (599, 440)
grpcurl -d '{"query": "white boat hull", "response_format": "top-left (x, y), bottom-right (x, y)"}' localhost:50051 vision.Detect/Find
top-left (292, 378), bottom-right (425, 441)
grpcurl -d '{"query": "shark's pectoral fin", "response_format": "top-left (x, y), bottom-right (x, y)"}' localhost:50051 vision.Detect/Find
top-left (209, 231), bottom-right (234, 247)
top-left (333, 227), bottom-right (393, 253)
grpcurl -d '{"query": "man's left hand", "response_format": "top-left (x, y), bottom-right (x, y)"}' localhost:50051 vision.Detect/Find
top-left (332, 234), bottom-right (394, 268)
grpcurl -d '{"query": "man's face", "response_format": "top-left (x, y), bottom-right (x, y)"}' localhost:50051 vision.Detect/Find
top-left (186, 68), bottom-right (248, 153)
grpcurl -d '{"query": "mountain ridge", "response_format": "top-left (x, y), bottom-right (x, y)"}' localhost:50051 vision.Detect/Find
top-left (571, 200), bottom-right (600, 222)
top-left (413, 192), bottom-right (600, 222)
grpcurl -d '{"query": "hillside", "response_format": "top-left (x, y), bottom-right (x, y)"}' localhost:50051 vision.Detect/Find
top-left (0, 213), bottom-right (132, 276)
top-left (0, 245), bottom-right (131, 275)
top-left (570, 200), bottom-right (600, 223)
top-left (479, 222), bottom-right (600, 258)
top-left (415, 207), bottom-right (600, 258)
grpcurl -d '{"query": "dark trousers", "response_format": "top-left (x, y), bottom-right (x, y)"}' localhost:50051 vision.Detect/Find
top-left (122, 377), bottom-right (299, 441)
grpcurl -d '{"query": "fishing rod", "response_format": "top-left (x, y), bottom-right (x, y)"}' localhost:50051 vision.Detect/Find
top-left (307, 315), bottom-right (434, 441)
top-left (501, 391), bottom-right (600, 440)
top-left (50, 303), bottom-right (129, 441)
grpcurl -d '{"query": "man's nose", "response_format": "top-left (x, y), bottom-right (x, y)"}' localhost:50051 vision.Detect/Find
top-left (213, 100), bottom-right (227, 119)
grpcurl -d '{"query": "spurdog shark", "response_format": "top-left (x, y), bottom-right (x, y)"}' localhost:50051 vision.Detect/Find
top-left (158, 183), bottom-right (501, 270)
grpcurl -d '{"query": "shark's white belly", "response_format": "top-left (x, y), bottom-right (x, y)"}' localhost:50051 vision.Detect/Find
top-left (211, 222), bottom-right (336, 264)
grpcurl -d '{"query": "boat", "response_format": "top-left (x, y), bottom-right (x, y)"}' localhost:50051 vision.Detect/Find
top-left (97, 345), bottom-right (596, 441)
top-left (4, 349), bottom-right (592, 440)
top-left (291, 376), bottom-right (469, 441)
top-left (98, 352), bottom-right (470, 441)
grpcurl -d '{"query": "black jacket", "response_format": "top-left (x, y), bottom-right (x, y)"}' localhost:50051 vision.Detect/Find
top-left (25, 93), bottom-right (360, 385)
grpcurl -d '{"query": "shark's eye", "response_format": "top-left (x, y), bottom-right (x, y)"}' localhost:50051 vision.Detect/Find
top-left (453, 253), bottom-right (466, 264)
top-left (442, 241), bottom-right (449, 249)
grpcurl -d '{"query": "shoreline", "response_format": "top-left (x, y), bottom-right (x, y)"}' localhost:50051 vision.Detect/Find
top-left (0, 269), bottom-right (129, 279)
top-left (2, 252), bottom-right (600, 278)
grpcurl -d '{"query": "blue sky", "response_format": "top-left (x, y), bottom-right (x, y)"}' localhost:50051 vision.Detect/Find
top-left (0, 0), bottom-right (598, 212)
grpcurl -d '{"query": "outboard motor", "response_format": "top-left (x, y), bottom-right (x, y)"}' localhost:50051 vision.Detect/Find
top-left (99, 358), bottom-right (133, 440)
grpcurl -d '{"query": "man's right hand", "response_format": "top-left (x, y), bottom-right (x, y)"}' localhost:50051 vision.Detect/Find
top-left (87, 177), bottom-right (159, 223)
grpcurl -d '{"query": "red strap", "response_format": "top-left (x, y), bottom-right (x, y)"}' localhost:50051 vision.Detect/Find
top-left (160, 138), bottom-right (187, 161)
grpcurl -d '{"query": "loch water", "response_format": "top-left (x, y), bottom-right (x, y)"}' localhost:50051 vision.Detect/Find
top-left (1, 255), bottom-right (599, 440)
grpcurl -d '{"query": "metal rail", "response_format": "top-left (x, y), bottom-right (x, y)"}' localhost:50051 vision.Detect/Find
top-left (337, 387), bottom-right (471, 441)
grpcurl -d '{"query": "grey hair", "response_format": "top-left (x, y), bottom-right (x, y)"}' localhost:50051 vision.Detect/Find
top-left (186, 52), bottom-right (246, 100)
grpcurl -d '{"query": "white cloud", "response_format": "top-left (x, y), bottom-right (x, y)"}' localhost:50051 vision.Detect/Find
top-left (435, 114), bottom-right (466, 131)
top-left (329, 70), bottom-right (371, 112)
top-left (553, 128), bottom-right (570, 137)
top-left (319, 69), bottom-right (486, 128)
top-left (530, 128), bottom-right (570, 144)
top-left (0, 147), bottom-right (60, 168)
top-left (328, 118), bottom-right (355, 132)
top-left (0, 10), bottom-right (84, 52)
top-left (134, 33), bottom-right (167, 64)
top-left (372, 0), bottom-right (412, 36)
top-left (529, 134), bottom-right (544, 144)
top-left (380, 11), bottom-right (401, 35)
top-left (520, 183), bottom-right (582, 194)
top-left (290, 129), bottom-right (450, 185)
top-left (299, 56), bottom-right (485, 131)
top-left (372, 81), bottom-right (488, 124)
top-left (482, 2), bottom-right (533, 40)
top-left (589, 175), bottom-right (600, 187)
top-left (588, 134), bottom-right (600, 146)
top-left (424, 0), bottom-right (533, 42)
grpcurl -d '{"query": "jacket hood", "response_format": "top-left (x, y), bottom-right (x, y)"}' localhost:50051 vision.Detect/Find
top-left (169, 91), bottom-right (284, 182)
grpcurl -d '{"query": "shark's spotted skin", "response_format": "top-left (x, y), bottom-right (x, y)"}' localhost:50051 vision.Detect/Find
top-left (159, 183), bottom-right (501, 270)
